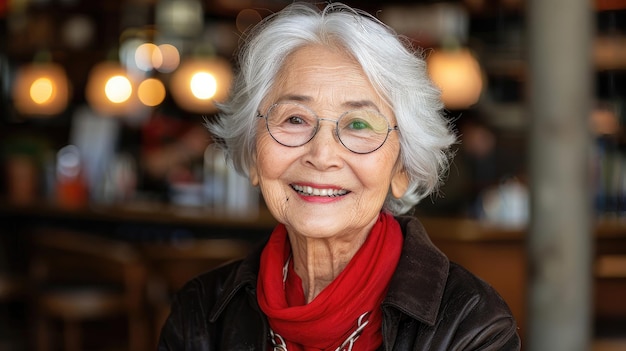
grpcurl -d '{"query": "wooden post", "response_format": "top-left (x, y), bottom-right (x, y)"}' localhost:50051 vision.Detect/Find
top-left (527, 0), bottom-right (594, 350)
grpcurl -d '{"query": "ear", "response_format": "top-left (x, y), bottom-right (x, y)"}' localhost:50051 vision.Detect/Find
top-left (249, 163), bottom-right (259, 187)
top-left (391, 168), bottom-right (410, 199)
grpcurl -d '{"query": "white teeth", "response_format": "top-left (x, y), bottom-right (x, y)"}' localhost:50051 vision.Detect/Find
top-left (292, 184), bottom-right (348, 197)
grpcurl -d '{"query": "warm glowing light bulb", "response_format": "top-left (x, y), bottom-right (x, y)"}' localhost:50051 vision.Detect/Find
top-left (427, 48), bottom-right (483, 110)
top-left (13, 63), bottom-right (69, 116)
top-left (86, 62), bottom-right (141, 116)
top-left (138, 78), bottom-right (166, 106)
top-left (170, 57), bottom-right (233, 113)
top-left (190, 72), bottom-right (217, 100)
top-left (105, 75), bottom-right (132, 103)
top-left (30, 77), bottom-right (55, 104)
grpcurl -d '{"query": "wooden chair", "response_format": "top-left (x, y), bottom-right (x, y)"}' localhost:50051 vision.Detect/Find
top-left (595, 254), bottom-right (626, 320)
top-left (0, 231), bottom-right (27, 350)
top-left (0, 274), bottom-right (26, 350)
top-left (140, 238), bottom-right (251, 343)
top-left (0, 275), bottom-right (24, 301)
top-left (28, 229), bottom-right (149, 351)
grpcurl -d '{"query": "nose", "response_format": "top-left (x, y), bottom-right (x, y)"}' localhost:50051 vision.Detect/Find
top-left (302, 119), bottom-right (343, 169)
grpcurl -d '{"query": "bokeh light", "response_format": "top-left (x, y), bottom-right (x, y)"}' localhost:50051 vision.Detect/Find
top-left (170, 57), bottom-right (233, 113)
top-left (105, 75), bottom-right (133, 103)
top-left (154, 43), bottom-right (180, 73)
top-left (236, 9), bottom-right (262, 33)
top-left (86, 61), bottom-right (140, 116)
top-left (190, 72), bottom-right (217, 100)
top-left (13, 63), bottom-right (69, 116)
top-left (427, 48), bottom-right (483, 110)
top-left (138, 78), bottom-right (166, 107)
top-left (30, 77), bottom-right (55, 104)
top-left (135, 43), bottom-right (159, 72)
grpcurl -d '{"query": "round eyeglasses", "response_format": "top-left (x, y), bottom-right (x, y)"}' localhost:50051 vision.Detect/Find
top-left (257, 102), bottom-right (399, 154)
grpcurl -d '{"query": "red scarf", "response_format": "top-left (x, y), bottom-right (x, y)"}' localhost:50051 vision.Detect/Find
top-left (257, 212), bottom-right (403, 351)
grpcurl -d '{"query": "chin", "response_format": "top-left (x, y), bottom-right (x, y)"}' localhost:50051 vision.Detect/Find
top-left (286, 217), bottom-right (363, 241)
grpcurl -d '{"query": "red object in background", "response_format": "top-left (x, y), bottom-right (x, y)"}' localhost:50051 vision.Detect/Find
top-left (55, 145), bottom-right (89, 209)
top-left (141, 113), bottom-right (195, 154)
top-left (140, 113), bottom-right (210, 183)
top-left (597, 0), bottom-right (626, 10)
top-left (0, 0), bottom-right (7, 18)
top-left (5, 155), bottom-right (38, 205)
top-left (56, 176), bottom-right (89, 209)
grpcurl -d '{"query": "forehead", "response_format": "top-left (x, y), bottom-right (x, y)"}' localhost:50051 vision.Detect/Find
top-left (266, 45), bottom-right (391, 114)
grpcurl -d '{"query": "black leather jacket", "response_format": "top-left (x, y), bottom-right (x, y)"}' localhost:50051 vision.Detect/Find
top-left (158, 216), bottom-right (521, 350)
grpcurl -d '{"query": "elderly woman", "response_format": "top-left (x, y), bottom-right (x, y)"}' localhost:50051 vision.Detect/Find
top-left (158, 2), bottom-right (520, 350)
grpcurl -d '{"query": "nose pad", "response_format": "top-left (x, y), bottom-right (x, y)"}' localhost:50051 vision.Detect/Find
top-left (314, 118), bottom-right (341, 145)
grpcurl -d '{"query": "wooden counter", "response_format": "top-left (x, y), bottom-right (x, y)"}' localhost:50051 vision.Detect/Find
top-left (422, 217), bottom-right (626, 342)
top-left (0, 200), bottom-right (278, 242)
top-left (3, 201), bottom-right (626, 342)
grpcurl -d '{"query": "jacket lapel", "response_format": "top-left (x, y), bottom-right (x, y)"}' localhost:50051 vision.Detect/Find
top-left (383, 216), bottom-right (449, 326)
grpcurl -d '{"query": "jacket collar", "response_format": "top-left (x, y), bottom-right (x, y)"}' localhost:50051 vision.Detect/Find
top-left (209, 216), bottom-right (449, 327)
top-left (208, 239), bottom-right (266, 322)
top-left (383, 216), bottom-right (449, 326)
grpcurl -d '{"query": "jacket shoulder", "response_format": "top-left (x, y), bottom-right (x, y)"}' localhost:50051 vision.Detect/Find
top-left (178, 259), bottom-right (244, 309)
top-left (387, 262), bottom-right (521, 351)
top-left (388, 215), bottom-right (520, 350)
top-left (157, 260), bottom-right (245, 350)
top-left (437, 262), bottom-right (521, 350)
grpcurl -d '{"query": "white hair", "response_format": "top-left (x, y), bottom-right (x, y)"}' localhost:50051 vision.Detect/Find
top-left (208, 2), bottom-right (456, 215)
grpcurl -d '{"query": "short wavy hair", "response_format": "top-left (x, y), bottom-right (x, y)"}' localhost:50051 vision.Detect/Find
top-left (208, 2), bottom-right (456, 215)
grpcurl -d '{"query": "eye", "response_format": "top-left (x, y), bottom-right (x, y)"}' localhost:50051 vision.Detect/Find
top-left (287, 115), bottom-right (306, 125)
top-left (347, 119), bottom-right (371, 130)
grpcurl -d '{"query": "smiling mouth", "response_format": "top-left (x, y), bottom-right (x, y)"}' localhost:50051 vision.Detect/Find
top-left (291, 184), bottom-right (349, 197)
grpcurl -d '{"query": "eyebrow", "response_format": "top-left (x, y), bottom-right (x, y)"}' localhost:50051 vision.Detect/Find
top-left (275, 95), bottom-right (381, 111)
top-left (343, 100), bottom-right (380, 111)
top-left (275, 94), bottom-right (310, 103)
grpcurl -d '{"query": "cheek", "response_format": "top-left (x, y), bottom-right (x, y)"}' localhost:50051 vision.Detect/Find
top-left (254, 133), bottom-right (294, 185)
top-left (254, 135), bottom-right (295, 218)
top-left (358, 148), bottom-right (401, 192)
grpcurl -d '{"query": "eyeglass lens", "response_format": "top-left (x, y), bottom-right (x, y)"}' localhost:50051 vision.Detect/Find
top-left (265, 102), bottom-right (392, 154)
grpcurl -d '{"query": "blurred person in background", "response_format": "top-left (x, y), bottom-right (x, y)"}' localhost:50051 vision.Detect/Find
top-left (158, 2), bottom-right (520, 350)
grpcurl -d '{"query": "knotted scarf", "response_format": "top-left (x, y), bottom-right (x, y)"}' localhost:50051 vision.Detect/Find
top-left (257, 212), bottom-right (403, 350)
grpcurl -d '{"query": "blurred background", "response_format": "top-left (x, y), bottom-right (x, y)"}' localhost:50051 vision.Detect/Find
top-left (0, 0), bottom-right (625, 350)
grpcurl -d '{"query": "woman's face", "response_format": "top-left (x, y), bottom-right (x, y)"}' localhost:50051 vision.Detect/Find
top-left (250, 45), bottom-right (407, 240)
